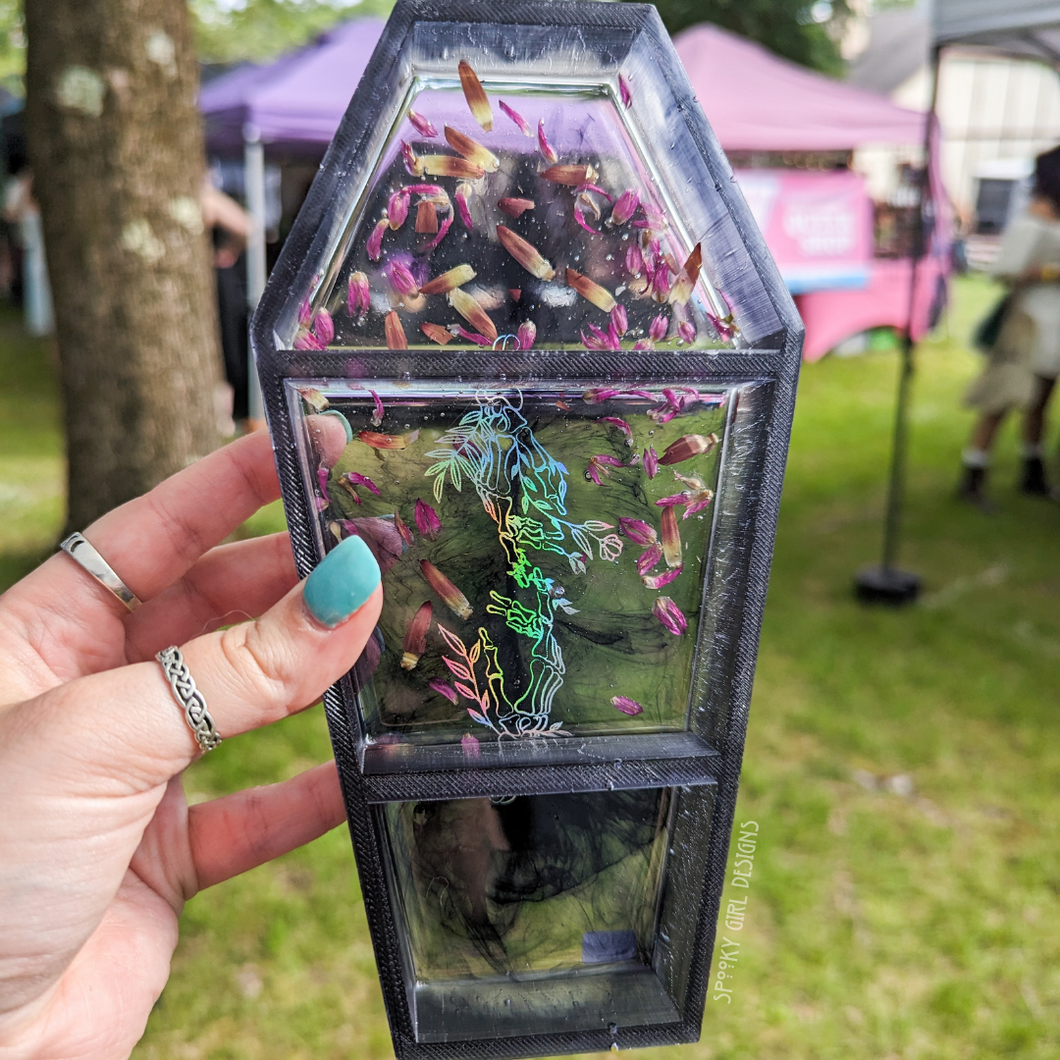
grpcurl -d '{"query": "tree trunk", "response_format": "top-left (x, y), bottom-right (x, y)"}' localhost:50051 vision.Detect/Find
top-left (25, 0), bottom-right (223, 532)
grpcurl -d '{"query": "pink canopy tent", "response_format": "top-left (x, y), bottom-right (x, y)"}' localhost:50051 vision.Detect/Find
top-left (675, 24), bottom-right (947, 361)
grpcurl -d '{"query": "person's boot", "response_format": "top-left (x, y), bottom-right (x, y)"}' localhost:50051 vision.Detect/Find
top-left (1020, 455), bottom-right (1050, 496)
top-left (958, 464), bottom-right (992, 510)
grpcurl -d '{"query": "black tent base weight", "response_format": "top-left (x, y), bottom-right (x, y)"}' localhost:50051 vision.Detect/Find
top-left (855, 565), bottom-right (922, 606)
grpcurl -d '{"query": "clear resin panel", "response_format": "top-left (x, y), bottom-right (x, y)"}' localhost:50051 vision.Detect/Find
top-left (376, 784), bottom-right (714, 1043)
top-left (288, 77), bottom-right (741, 359)
top-left (290, 380), bottom-right (730, 746)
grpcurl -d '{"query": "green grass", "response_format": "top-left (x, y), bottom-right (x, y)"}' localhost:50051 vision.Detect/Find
top-left (2, 276), bottom-right (1057, 1059)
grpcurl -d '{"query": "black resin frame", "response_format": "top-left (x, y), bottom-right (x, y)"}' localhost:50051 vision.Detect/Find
top-left (251, 2), bottom-right (803, 1057)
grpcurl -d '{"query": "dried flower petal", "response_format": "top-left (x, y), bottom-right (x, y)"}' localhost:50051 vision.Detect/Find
top-left (516, 320), bottom-right (536, 350)
top-left (581, 324), bottom-right (617, 351)
top-left (417, 155), bottom-right (485, 179)
top-left (669, 243), bottom-right (703, 305)
top-left (601, 416), bottom-right (633, 445)
top-left (387, 188), bottom-right (410, 231)
top-left (652, 596), bottom-right (686, 635)
top-left (678, 320), bottom-right (696, 344)
top-left (297, 386), bottom-right (329, 411)
top-left (458, 60), bottom-right (492, 130)
top-left (430, 678), bottom-right (459, 703)
top-left (636, 542), bottom-right (663, 577)
top-left (401, 601), bottom-right (433, 670)
top-left (360, 427), bottom-right (417, 450)
top-left (343, 471), bottom-right (381, 497)
top-left (645, 568), bottom-right (684, 592)
top-left (394, 509), bottom-right (414, 545)
top-left (586, 453), bottom-right (624, 485)
top-left (619, 517), bottom-right (657, 546)
top-left (407, 110), bottom-right (437, 137)
top-left (423, 214), bottom-right (453, 251)
top-left (576, 181), bottom-right (614, 203)
top-left (298, 297), bottom-right (312, 326)
top-left (626, 242), bottom-right (644, 276)
top-left (310, 310), bottom-right (333, 345)
top-left (610, 304), bottom-right (628, 336)
top-left (421, 559), bottom-right (473, 619)
top-left (660, 505), bottom-right (682, 568)
top-left (644, 446), bottom-right (659, 479)
top-left (348, 271), bottom-right (370, 316)
top-left (387, 260), bottom-right (420, 298)
top-left (496, 225), bottom-right (555, 281)
top-left (651, 265), bottom-right (672, 302)
top-left (573, 202), bottom-right (596, 234)
top-left (420, 263), bottom-right (476, 296)
top-left (541, 163), bottom-right (597, 186)
top-left (611, 188), bottom-right (640, 226)
top-left (655, 492), bottom-right (687, 508)
top-left (415, 201), bottom-right (438, 234)
top-left (455, 182), bottom-right (473, 229)
top-left (461, 732), bottom-right (481, 755)
top-left (414, 498), bottom-right (442, 540)
top-left (366, 217), bottom-right (389, 261)
top-left (566, 268), bottom-right (616, 312)
top-left (611, 695), bottom-right (643, 717)
top-left (659, 433), bottom-right (718, 465)
top-left (619, 74), bottom-right (633, 108)
top-left (444, 125), bottom-right (500, 172)
top-left (449, 287), bottom-right (497, 342)
top-left (648, 313), bottom-right (668, 342)
top-left (383, 310), bottom-right (407, 350)
top-left (498, 197), bottom-right (535, 218)
top-left (401, 141), bottom-right (420, 175)
top-left (294, 331), bottom-right (326, 351)
top-left (498, 99), bottom-right (531, 135)
top-left (420, 321), bottom-right (454, 345)
top-left (582, 387), bottom-right (619, 404)
top-left (683, 489), bottom-right (715, 518)
top-left (453, 325), bottom-right (493, 347)
top-left (537, 119), bottom-right (559, 164)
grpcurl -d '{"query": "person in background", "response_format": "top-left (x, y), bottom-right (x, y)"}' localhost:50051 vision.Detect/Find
top-left (960, 146), bottom-right (1060, 506)
top-left (202, 179), bottom-right (252, 431)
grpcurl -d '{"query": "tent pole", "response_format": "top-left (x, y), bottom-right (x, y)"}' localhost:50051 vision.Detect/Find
top-left (243, 124), bottom-right (267, 428)
top-left (855, 44), bottom-right (942, 606)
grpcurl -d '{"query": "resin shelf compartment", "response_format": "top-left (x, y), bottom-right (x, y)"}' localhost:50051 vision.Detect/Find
top-left (252, 1), bottom-right (802, 1057)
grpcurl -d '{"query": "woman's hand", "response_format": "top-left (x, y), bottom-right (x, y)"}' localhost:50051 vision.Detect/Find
top-left (0, 429), bottom-right (381, 1060)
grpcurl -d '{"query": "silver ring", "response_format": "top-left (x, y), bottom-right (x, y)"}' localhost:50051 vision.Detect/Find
top-left (60, 532), bottom-right (142, 612)
top-left (156, 646), bottom-right (222, 753)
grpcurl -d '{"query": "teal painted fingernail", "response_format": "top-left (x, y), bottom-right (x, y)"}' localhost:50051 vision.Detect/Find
top-left (304, 535), bottom-right (380, 628)
top-left (318, 409), bottom-right (353, 443)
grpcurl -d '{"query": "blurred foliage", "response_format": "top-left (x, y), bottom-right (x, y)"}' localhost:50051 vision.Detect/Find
top-left (192, 0), bottom-right (396, 65)
top-left (635, 0), bottom-right (853, 75)
top-left (0, 0), bottom-right (25, 91)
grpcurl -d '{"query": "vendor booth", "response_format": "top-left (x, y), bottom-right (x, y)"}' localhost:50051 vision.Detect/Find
top-left (674, 24), bottom-right (948, 362)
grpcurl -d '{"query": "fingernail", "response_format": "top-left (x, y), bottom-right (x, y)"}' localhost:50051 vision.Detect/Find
top-left (304, 535), bottom-right (380, 628)
top-left (318, 409), bottom-right (353, 443)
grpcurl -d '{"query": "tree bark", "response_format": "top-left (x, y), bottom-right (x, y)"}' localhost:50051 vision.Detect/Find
top-left (25, 0), bottom-right (222, 532)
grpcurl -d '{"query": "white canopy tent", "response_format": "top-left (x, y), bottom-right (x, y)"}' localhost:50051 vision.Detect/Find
top-left (933, 0), bottom-right (1060, 60)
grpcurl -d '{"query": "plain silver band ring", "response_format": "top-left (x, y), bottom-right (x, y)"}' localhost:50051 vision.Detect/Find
top-left (156, 645), bottom-right (222, 753)
top-left (60, 532), bottom-right (143, 612)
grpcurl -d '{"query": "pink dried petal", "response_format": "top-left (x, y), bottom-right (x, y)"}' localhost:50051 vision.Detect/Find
top-left (516, 320), bottom-right (537, 350)
top-left (407, 110), bottom-right (437, 137)
top-left (317, 465), bottom-right (330, 496)
top-left (600, 416), bottom-right (633, 445)
top-left (499, 100), bottom-right (532, 135)
top-left (645, 568), bottom-right (684, 592)
top-left (348, 271), bottom-right (370, 315)
top-left (498, 197), bottom-right (535, 219)
top-left (610, 304), bottom-right (628, 336)
top-left (430, 679), bottom-right (459, 704)
top-left (455, 182), bottom-right (473, 229)
top-left (655, 492), bottom-right (687, 507)
top-left (573, 202), bottom-right (596, 234)
top-left (576, 182), bottom-right (614, 203)
top-left (366, 218), bottom-right (388, 261)
top-left (649, 313), bottom-right (668, 342)
top-left (611, 695), bottom-right (643, 717)
top-left (652, 266), bottom-right (672, 301)
top-left (633, 339), bottom-right (653, 350)
top-left (537, 118), bottom-right (559, 164)
top-left (454, 325), bottom-right (493, 347)
top-left (313, 310), bottom-right (334, 345)
top-left (636, 543), bottom-right (663, 577)
top-left (461, 733), bottom-right (481, 756)
top-left (626, 243), bottom-right (644, 276)
top-left (660, 506), bottom-right (682, 568)
top-left (582, 388), bottom-right (620, 404)
top-left (366, 389), bottom-right (383, 427)
top-left (298, 297), bottom-right (312, 326)
top-left (619, 517), bottom-right (657, 547)
top-left (679, 320), bottom-right (696, 344)
top-left (400, 141), bottom-right (419, 175)
top-left (294, 330), bottom-right (326, 351)
top-left (619, 74), bottom-right (633, 108)
top-left (644, 445), bottom-right (659, 479)
top-left (394, 509), bottom-right (414, 545)
top-left (346, 471), bottom-right (381, 496)
top-left (423, 213), bottom-right (453, 251)
top-left (581, 325), bottom-right (617, 351)
top-left (414, 498), bottom-right (442, 540)
top-left (660, 433), bottom-right (718, 465)
top-left (387, 188), bottom-right (410, 230)
top-left (401, 601), bottom-right (433, 669)
top-left (387, 260), bottom-right (419, 298)
top-left (611, 189), bottom-right (640, 226)
top-left (683, 490), bottom-right (715, 518)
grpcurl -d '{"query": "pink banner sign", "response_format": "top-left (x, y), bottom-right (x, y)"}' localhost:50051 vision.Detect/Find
top-left (735, 169), bottom-right (874, 294)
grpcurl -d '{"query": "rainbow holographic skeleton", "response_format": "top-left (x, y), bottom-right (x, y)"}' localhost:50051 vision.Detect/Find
top-left (425, 393), bottom-right (622, 737)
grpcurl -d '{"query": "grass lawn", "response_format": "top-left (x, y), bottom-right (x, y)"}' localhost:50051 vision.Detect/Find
top-left (1, 275), bottom-right (1057, 1059)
